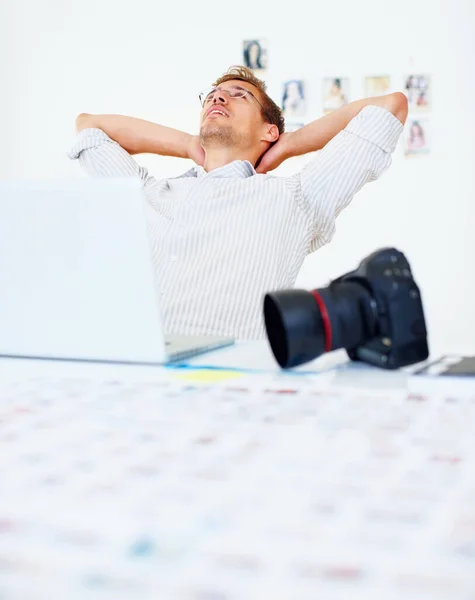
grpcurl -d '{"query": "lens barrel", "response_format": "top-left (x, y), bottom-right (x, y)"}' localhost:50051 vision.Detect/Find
top-left (264, 282), bottom-right (376, 369)
top-left (263, 290), bottom-right (326, 369)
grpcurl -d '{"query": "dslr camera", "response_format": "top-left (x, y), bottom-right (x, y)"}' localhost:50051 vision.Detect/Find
top-left (263, 248), bottom-right (429, 370)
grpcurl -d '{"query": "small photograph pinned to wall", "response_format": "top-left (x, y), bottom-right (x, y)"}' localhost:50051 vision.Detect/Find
top-left (243, 39), bottom-right (267, 71)
top-left (365, 75), bottom-right (391, 97)
top-left (285, 122), bottom-right (305, 133)
top-left (405, 74), bottom-right (430, 111)
top-left (404, 118), bottom-right (430, 155)
top-left (323, 77), bottom-right (349, 113)
top-left (282, 80), bottom-right (306, 118)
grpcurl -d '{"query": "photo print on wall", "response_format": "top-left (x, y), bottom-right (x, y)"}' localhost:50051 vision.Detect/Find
top-left (323, 77), bottom-right (349, 113)
top-left (365, 76), bottom-right (391, 97)
top-left (243, 39), bottom-right (267, 71)
top-left (282, 80), bottom-right (305, 118)
top-left (405, 74), bottom-right (430, 112)
top-left (404, 117), bottom-right (430, 155)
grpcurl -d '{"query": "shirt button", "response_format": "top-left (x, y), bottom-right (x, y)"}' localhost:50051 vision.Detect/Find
top-left (171, 256), bottom-right (177, 262)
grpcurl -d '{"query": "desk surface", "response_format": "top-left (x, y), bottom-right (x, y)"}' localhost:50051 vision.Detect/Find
top-left (1, 344), bottom-right (475, 599)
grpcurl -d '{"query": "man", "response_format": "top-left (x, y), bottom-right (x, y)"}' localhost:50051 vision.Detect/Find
top-left (70, 65), bottom-right (407, 339)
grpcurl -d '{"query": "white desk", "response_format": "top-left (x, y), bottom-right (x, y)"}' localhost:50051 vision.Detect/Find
top-left (0, 343), bottom-right (474, 599)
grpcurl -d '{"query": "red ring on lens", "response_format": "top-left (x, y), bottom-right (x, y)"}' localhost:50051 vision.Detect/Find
top-left (311, 291), bottom-right (332, 353)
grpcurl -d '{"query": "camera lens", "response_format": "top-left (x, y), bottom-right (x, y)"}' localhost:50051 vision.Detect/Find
top-left (263, 290), bottom-right (326, 368)
top-left (263, 282), bottom-right (377, 369)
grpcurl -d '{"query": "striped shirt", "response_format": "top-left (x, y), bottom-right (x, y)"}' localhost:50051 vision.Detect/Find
top-left (69, 105), bottom-right (403, 339)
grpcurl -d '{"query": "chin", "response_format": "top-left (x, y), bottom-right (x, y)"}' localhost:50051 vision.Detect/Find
top-left (200, 124), bottom-right (234, 146)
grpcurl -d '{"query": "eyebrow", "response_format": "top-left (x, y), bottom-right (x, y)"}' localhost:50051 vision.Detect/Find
top-left (234, 85), bottom-right (253, 99)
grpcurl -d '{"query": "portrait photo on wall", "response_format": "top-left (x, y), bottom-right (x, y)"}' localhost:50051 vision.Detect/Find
top-left (242, 39), bottom-right (267, 71)
top-left (282, 80), bottom-right (305, 118)
top-left (323, 77), bottom-right (349, 113)
top-left (365, 75), bottom-right (391, 97)
top-left (405, 74), bottom-right (430, 111)
top-left (404, 118), bottom-right (430, 155)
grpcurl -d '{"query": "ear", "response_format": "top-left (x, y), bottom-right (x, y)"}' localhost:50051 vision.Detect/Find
top-left (261, 124), bottom-right (280, 144)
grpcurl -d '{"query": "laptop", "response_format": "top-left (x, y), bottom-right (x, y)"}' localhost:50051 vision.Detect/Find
top-left (0, 178), bottom-right (234, 365)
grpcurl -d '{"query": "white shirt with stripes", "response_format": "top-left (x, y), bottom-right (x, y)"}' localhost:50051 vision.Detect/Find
top-left (69, 105), bottom-right (403, 339)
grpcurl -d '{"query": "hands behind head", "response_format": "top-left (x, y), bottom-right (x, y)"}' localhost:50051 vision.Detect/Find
top-left (255, 132), bottom-right (293, 175)
top-left (188, 135), bottom-right (206, 167)
top-left (187, 132), bottom-right (294, 174)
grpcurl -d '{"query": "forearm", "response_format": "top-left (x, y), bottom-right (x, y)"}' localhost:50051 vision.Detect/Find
top-left (75, 113), bottom-right (192, 158)
top-left (284, 92), bottom-right (408, 158)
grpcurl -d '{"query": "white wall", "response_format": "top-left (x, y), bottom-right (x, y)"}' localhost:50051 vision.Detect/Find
top-left (3, 0), bottom-right (475, 353)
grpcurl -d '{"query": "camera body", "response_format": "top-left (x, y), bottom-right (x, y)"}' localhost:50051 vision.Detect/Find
top-left (263, 248), bottom-right (429, 370)
top-left (335, 248), bottom-right (428, 369)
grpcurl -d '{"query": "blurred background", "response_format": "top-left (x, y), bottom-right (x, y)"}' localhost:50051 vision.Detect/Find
top-left (2, 0), bottom-right (474, 353)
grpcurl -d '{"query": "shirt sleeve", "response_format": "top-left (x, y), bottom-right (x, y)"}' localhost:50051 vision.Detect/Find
top-left (291, 105), bottom-right (404, 253)
top-left (68, 128), bottom-right (157, 192)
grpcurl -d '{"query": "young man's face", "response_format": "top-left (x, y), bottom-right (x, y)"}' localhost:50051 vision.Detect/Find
top-left (199, 79), bottom-right (268, 150)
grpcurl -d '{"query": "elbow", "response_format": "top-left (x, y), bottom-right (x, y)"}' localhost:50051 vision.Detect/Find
top-left (389, 92), bottom-right (408, 125)
top-left (75, 112), bottom-right (94, 133)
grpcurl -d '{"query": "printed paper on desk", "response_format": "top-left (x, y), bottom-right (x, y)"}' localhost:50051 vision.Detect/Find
top-left (0, 370), bottom-right (474, 599)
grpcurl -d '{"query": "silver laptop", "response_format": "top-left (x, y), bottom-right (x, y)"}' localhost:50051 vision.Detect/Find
top-left (0, 178), bottom-right (234, 365)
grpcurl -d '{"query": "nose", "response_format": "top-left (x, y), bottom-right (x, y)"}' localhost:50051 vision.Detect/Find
top-left (211, 89), bottom-right (228, 105)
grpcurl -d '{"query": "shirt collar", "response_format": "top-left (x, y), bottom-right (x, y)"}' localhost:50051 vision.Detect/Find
top-left (180, 160), bottom-right (256, 179)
